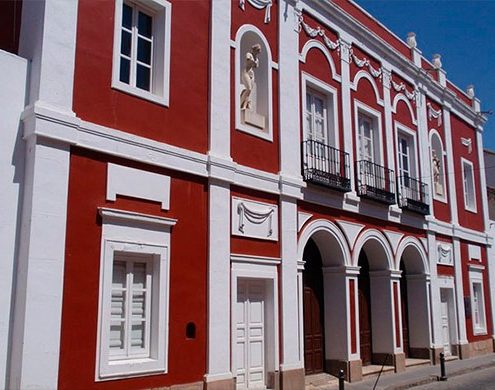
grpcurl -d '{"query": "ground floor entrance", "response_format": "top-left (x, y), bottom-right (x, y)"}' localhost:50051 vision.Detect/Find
top-left (235, 279), bottom-right (266, 389)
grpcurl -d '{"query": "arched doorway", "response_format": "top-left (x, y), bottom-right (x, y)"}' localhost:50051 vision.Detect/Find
top-left (398, 241), bottom-right (431, 359)
top-left (354, 231), bottom-right (395, 367)
top-left (303, 239), bottom-right (324, 374)
top-left (299, 220), bottom-right (351, 378)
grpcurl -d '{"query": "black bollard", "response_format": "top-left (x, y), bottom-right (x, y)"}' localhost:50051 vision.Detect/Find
top-left (439, 352), bottom-right (447, 381)
top-left (338, 369), bottom-right (345, 390)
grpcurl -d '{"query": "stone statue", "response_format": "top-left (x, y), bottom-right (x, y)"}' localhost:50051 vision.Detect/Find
top-left (240, 44), bottom-right (262, 111)
top-left (432, 151), bottom-right (443, 195)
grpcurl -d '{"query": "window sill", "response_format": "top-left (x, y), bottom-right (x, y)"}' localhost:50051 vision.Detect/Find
top-left (98, 357), bottom-right (167, 381)
top-left (473, 328), bottom-right (487, 336)
top-left (112, 80), bottom-right (169, 107)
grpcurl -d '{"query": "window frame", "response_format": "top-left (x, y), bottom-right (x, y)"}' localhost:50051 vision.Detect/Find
top-left (354, 100), bottom-right (383, 165)
top-left (301, 72), bottom-right (339, 148)
top-left (469, 268), bottom-right (487, 335)
top-left (112, 0), bottom-right (171, 106)
top-left (96, 207), bottom-right (176, 380)
top-left (461, 158), bottom-right (477, 213)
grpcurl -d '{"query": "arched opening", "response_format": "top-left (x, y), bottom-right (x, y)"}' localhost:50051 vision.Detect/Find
top-left (300, 221), bottom-right (350, 378)
top-left (430, 131), bottom-right (446, 200)
top-left (303, 238), bottom-right (324, 374)
top-left (355, 233), bottom-right (395, 367)
top-left (398, 242), bottom-right (431, 360)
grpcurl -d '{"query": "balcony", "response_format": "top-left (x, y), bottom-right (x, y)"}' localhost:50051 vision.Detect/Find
top-left (397, 176), bottom-right (430, 215)
top-left (302, 140), bottom-right (351, 192)
top-left (356, 160), bottom-right (396, 204)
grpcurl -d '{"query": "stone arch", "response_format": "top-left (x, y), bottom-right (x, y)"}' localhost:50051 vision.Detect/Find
top-left (395, 236), bottom-right (429, 274)
top-left (352, 70), bottom-right (382, 104)
top-left (298, 218), bottom-right (351, 267)
top-left (352, 228), bottom-right (394, 270)
top-left (300, 39), bottom-right (339, 81)
top-left (392, 93), bottom-right (417, 125)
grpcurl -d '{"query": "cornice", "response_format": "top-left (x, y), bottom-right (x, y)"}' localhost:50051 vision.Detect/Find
top-left (301, 0), bottom-right (481, 126)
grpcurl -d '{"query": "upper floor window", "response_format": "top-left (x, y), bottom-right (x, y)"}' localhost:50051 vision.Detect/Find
top-left (112, 0), bottom-right (171, 106)
top-left (306, 89), bottom-right (328, 143)
top-left (355, 102), bottom-right (382, 165)
top-left (462, 158), bottom-right (477, 212)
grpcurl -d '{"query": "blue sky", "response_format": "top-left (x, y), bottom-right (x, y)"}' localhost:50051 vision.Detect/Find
top-left (354, 0), bottom-right (495, 151)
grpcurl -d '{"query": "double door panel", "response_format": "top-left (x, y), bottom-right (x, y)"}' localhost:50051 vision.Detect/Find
top-left (236, 279), bottom-right (266, 389)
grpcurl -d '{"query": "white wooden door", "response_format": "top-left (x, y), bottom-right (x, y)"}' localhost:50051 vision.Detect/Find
top-left (236, 279), bottom-right (266, 389)
top-left (440, 290), bottom-right (451, 356)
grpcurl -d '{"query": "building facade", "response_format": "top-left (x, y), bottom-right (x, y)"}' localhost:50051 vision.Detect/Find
top-left (0, 0), bottom-right (493, 389)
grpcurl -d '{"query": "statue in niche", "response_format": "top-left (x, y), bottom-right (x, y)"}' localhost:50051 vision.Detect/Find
top-left (240, 44), bottom-right (261, 111)
top-left (240, 44), bottom-right (266, 129)
top-left (432, 151), bottom-right (443, 195)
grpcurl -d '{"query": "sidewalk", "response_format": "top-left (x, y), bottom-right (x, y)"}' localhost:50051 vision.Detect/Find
top-left (322, 353), bottom-right (495, 390)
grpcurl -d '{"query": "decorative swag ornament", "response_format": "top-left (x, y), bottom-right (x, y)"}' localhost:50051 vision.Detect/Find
top-left (237, 202), bottom-right (274, 236)
top-left (239, 0), bottom-right (272, 23)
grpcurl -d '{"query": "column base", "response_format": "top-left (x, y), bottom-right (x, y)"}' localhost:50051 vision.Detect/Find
top-left (371, 352), bottom-right (405, 373)
top-left (280, 367), bottom-right (304, 390)
top-left (454, 343), bottom-right (470, 359)
top-left (204, 378), bottom-right (235, 390)
top-left (325, 359), bottom-right (362, 382)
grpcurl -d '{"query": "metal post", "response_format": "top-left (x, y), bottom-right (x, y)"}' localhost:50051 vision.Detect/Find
top-left (439, 352), bottom-right (447, 381)
top-left (338, 369), bottom-right (345, 390)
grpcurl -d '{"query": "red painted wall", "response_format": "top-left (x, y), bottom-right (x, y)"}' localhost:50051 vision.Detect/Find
top-left (231, 186), bottom-right (280, 258)
top-left (59, 148), bottom-right (207, 389)
top-left (73, 0), bottom-right (210, 153)
top-left (230, 0), bottom-right (280, 174)
top-left (450, 114), bottom-right (484, 232)
top-left (0, 0), bottom-right (22, 54)
top-left (460, 242), bottom-right (493, 342)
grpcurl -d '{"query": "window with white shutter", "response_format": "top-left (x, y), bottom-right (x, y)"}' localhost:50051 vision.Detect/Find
top-left (96, 208), bottom-right (176, 380)
top-left (462, 159), bottom-right (477, 212)
top-left (469, 268), bottom-right (486, 335)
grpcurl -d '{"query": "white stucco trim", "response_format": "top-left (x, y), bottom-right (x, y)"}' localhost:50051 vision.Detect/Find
top-left (352, 228), bottom-right (394, 270)
top-left (297, 218), bottom-right (352, 266)
top-left (395, 236), bottom-right (430, 274)
top-left (299, 39), bottom-right (341, 82)
top-left (351, 70), bottom-right (384, 107)
top-left (392, 93), bottom-right (417, 126)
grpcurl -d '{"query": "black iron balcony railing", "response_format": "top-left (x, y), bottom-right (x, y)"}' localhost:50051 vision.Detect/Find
top-left (302, 140), bottom-right (351, 192)
top-left (397, 176), bottom-right (430, 215)
top-left (356, 160), bottom-right (396, 204)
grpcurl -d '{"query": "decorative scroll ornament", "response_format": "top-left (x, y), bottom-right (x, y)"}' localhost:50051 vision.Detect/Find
top-left (437, 243), bottom-right (453, 265)
top-left (298, 17), bottom-right (340, 51)
top-left (238, 202), bottom-right (274, 236)
top-left (427, 103), bottom-right (442, 126)
top-left (392, 81), bottom-right (417, 103)
top-left (240, 0), bottom-right (272, 23)
top-left (349, 48), bottom-right (382, 79)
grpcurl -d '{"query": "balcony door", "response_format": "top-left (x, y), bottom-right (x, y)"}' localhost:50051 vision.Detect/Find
top-left (357, 115), bottom-right (375, 163)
